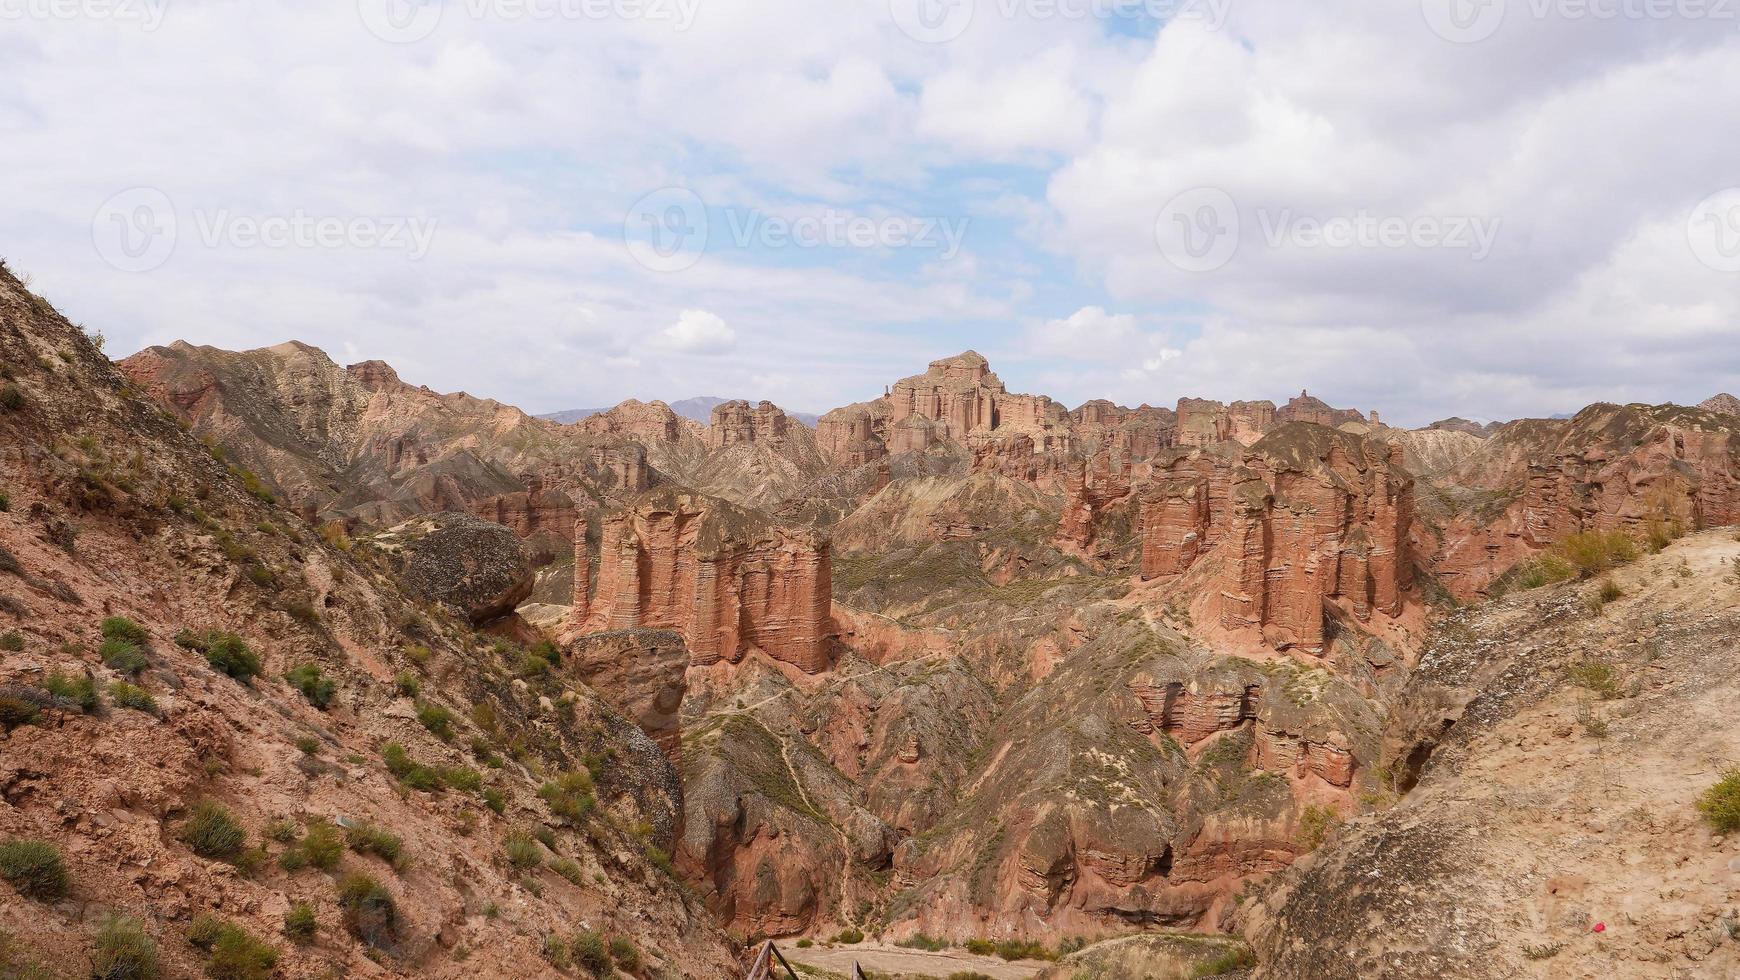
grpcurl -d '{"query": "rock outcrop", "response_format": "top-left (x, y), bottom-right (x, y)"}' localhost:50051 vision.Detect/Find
top-left (572, 398), bottom-right (702, 443)
top-left (565, 628), bottom-right (690, 759)
top-left (565, 488), bottom-right (834, 673)
top-left (707, 399), bottom-right (796, 447)
top-left (371, 512), bottom-right (536, 623)
top-left (1141, 426), bottom-right (1414, 652)
top-left (1175, 398), bottom-right (1276, 447)
top-left (1697, 392), bottom-right (1740, 416)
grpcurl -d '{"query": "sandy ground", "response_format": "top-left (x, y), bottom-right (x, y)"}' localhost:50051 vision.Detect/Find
top-left (780, 940), bottom-right (1050, 978)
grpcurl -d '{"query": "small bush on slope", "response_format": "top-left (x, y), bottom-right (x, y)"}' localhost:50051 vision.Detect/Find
top-left (0, 839), bottom-right (67, 899)
top-left (1698, 768), bottom-right (1740, 833)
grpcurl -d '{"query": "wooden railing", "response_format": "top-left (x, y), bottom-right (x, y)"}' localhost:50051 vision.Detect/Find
top-left (744, 940), bottom-right (800, 980)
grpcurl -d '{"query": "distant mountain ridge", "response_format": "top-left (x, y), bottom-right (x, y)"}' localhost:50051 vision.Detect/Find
top-left (540, 396), bottom-right (820, 427)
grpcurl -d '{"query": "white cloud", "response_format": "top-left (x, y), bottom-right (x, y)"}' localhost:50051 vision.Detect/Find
top-left (652, 309), bottom-right (737, 354)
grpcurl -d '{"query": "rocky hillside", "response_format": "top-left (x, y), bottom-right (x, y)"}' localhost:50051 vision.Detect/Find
top-left (84, 322), bottom-right (1740, 975)
top-left (0, 264), bottom-right (736, 978)
top-left (1242, 529), bottom-right (1740, 979)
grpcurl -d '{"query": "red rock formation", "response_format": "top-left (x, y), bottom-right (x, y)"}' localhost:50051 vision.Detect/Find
top-left (815, 405), bottom-right (889, 466)
top-left (574, 399), bottom-right (700, 443)
top-left (1071, 401), bottom-right (1176, 460)
top-left (1141, 427), bottom-right (1414, 652)
top-left (1276, 390), bottom-right (1365, 428)
top-left (1175, 398), bottom-right (1276, 447)
top-left (708, 399), bottom-right (795, 447)
top-left (1056, 450), bottom-right (1134, 550)
top-left (572, 517), bottom-right (591, 622)
top-left (566, 628), bottom-right (689, 760)
top-left (566, 489), bottom-right (834, 673)
top-left (470, 477), bottom-right (578, 540)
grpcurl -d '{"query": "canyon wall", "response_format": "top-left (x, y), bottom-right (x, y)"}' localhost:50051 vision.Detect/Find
top-left (1140, 427), bottom-right (1414, 652)
top-left (565, 488), bottom-right (834, 673)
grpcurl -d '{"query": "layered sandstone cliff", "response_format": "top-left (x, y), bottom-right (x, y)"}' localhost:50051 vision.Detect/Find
top-left (1141, 426), bottom-right (1414, 652)
top-left (563, 488), bottom-right (834, 673)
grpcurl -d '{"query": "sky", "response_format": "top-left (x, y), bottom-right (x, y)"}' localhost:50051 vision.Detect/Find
top-left (3, 0), bottom-right (1739, 427)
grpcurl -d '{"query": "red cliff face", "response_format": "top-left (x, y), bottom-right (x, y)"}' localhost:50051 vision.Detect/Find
top-left (707, 399), bottom-right (795, 448)
top-left (815, 404), bottom-right (890, 466)
top-left (1275, 390), bottom-right (1365, 428)
top-left (1056, 450), bottom-right (1135, 551)
top-left (1141, 427), bottom-right (1414, 652)
top-left (470, 477), bottom-right (579, 540)
top-left (574, 399), bottom-right (701, 443)
top-left (1175, 398), bottom-right (1277, 447)
top-left (1070, 401), bottom-right (1176, 460)
top-left (565, 489), bottom-right (834, 673)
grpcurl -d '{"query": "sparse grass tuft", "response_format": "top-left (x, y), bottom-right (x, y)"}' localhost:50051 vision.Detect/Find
top-left (179, 800), bottom-right (247, 861)
top-left (1190, 947), bottom-right (1257, 977)
top-left (109, 681), bottom-right (158, 715)
top-left (571, 930), bottom-right (610, 973)
top-left (100, 617), bottom-right (149, 645)
top-left (337, 873), bottom-right (397, 949)
top-left (283, 902), bottom-right (318, 942)
top-left (41, 670), bottom-right (97, 712)
top-left (538, 770), bottom-right (595, 822)
top-left (179, 630), bottom-right (262, 682)
top-left (100, 638), bottom-right (149, 674)
top-left (1296, 804), bottom-right (1341, 851)
top-left (415, 701), bottom-right (455, 740)
top-left (1565, 660), bottom-right (1622, 700)
top-left (608, 936), bottom-right (641, 972)
top-left (90, 914), bottom-right (160, 980)
top-left (346, 821), bottom-right (404, 865)
top-left (0, 631), bottom-right (21, 652)
top-left (0, 839), bottom-right (68, 899)
top-left (189, 915), bottom-right (278, 980)
top-left (832, 928), bottom-right (864, 945)
top-left (1552, 530), bottom-right (1639, 578)
top-left (1696, 768), bottom-right (1740, 833)
top-left (285, 663), bottom-right (336, 708)
top-left (503, 830), bottom-right (542, 870)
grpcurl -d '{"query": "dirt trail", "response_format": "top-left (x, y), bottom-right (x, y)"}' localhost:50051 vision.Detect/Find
top-left (782, 940), bottom-right (1049, 979)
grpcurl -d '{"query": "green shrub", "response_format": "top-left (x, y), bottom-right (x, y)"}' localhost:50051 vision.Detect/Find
top-left (832, 928), bottom-right (864, 945)
top-left (346, 821), bottom-right (403, 864)
top-left (382, 742), bottom-right (442, 792)
top-left (199, 632), bottom-right (262, 682)
top-left (393, 671), bottom-right (422, 697)
top-left (189, 916), bottom-right (278, 980)
top-left (503, 830), bottom-right (542, 870)
top-left (180, 800), bottom-right (247, 861)
top-left (100, 638), bottom-right (149, 674)
top-left (100, 617), bottom-right (149, 645)
top-left (293, 735), bottom-right (320, 755)
top-left (538, 771), bottom-right (595, 822)
top-left (609, 935), bottom-right (641, 971)
top-left (644, 844), bottom-right (674, 876)
top-left (1190, 947), bottom-right (1257, 977)
top-left (1697, 768), bottom-right (1740, 833)
top-left (0, 839), bottom-right (67, 899)
top-left (0, 385), bottom-right (22, 411)
top-left (1553, 530), bottom-right (1639, 578)
top-left (41, 671), bottom-right (97, 712)
top-left (438, 765), bottom-right (482, 793)
top-left (337, 873), bottom-right (396, 949)
top-left (1565, 660), bottom-right (1621, 700)
top-left (108, 682), bottom-right (158, 714)
top-left (795, 939), bottom-right (813, 948)
top-left (542, 933), bottom-right (571, 969)
top-left (301, 819), bottom-right (345, 870)
top-left (283, 902), bottom-right (318, 942)
top-left (483, 787), bottom-right (507, 814)
top-left (415, 701), bottom-right (456, 740)
top-left (90, 914), bottom-right (160, 980)
top-left (571, 930), bottom-right (610, 972)
top-left (0, 631), bottom-right (21, 652)
top-left (897, 934), bottom-right (950, 951)
top-left (284, 663), bottom-right (336, 709)
top-left (550, 858), bottom-right (584, 885)
top-left (993, 938), bottom-right (1053, 961)
top-left (1297, 804), bottom-right (1342, 851)
top-left (0, 491), bottom-right (9, 512)
top-left (0, 695), bottom-right (40, 731)
top-left (963, 939), bottom-right (995, 956)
